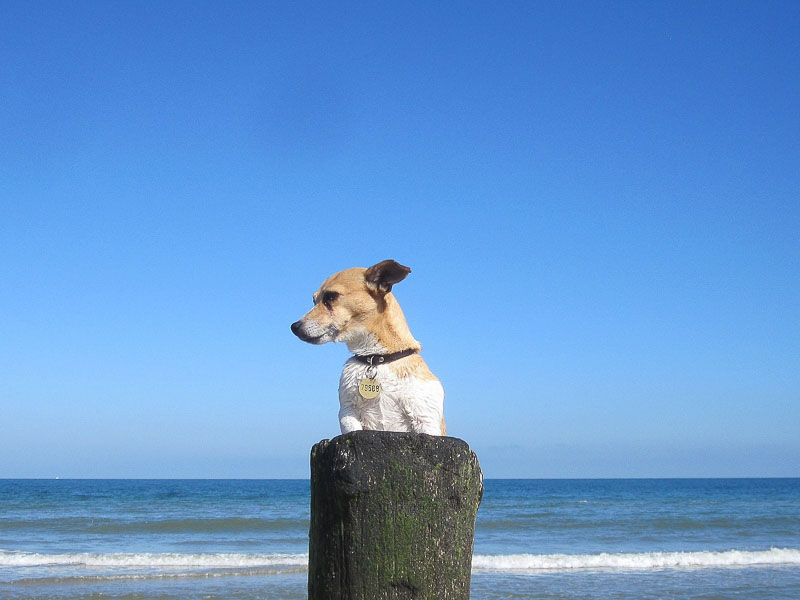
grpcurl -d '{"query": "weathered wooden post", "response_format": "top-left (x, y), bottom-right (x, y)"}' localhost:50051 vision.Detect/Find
top-left (309, 430), bottom-right (483, 600)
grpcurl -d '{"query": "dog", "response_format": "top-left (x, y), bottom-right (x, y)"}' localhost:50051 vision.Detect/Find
top-left (291, 260), bottom-right (446, 436)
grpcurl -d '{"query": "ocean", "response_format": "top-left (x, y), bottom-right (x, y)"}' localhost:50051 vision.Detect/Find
top-left (1, 478), bottom-right (799, 599)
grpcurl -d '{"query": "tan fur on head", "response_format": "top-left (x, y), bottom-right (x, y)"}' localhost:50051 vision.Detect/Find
top-left (292, 260), bottom-right (420, 355)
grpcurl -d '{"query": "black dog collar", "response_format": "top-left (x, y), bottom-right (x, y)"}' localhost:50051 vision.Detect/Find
top-left (352, 348), bottom-right (418, 366)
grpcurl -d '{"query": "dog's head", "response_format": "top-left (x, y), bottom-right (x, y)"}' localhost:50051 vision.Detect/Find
top-left (290, 259), bottom-right (411, 347)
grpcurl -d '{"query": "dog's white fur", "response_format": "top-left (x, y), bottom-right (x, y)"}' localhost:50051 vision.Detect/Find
top-left (291, 260), bottom-right (446, 436)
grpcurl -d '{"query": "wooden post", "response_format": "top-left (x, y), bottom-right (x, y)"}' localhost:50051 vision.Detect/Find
top-left (309, 430), bottom-right (483, 600)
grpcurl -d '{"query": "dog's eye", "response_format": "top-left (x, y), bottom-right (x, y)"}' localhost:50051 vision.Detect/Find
top-left (322, 291), bottom-right (340, 308)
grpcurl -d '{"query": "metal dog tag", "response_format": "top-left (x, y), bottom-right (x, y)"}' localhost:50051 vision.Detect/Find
top-left (358, 378), bottom-right (381, 399)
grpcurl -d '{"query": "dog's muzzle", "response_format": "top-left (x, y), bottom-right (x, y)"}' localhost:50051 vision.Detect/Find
top-left (291, 320), bottom-right (324, 344)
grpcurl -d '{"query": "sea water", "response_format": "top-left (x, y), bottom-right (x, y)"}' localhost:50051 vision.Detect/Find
top-left (1, 479), bottom-right (799, 599)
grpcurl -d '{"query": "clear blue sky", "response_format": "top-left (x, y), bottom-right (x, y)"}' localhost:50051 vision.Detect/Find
top-left (2, 1), bottom-right (798, 478)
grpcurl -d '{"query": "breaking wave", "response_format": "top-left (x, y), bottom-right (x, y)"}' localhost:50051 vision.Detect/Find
top-left (471, 547), bottom-right (800, 572)
top-left (0, 550), bottom-right (307, 569)
top-left (3, 547), bottom-right (800, 582)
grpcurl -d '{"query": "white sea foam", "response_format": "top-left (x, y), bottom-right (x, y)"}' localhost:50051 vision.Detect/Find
top-left (0, 550), bottom-right (308, 569)
top-left (3, 548), bottom-right (800, 575)
top-left (471, 548), bottom-right (800, 572)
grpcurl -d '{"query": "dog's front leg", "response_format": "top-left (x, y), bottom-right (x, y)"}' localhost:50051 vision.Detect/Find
top-left (338, 405), bottom-right (363, 434)
top-left (410, 415), bottom-right (444, 436)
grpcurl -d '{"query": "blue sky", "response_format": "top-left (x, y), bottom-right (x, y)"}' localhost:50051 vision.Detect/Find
top-left (2, 1), bottom-right (798, 478)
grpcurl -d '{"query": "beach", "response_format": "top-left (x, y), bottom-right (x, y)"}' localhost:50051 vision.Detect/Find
top-left (1, 478), bottom-right (799, 599)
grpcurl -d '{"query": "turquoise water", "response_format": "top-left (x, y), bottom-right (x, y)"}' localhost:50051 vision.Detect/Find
top-left (1, 479), bottom-right (799, 599)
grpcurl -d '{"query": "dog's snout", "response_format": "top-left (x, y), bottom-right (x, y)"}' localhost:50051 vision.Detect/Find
top-left (290, 320), bottom-right (303, 336)
top-left (291, 319), bottom-right (325, 344)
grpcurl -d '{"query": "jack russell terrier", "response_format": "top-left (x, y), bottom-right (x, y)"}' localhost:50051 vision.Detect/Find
top-left (291, 260), bottom-right (446, 436)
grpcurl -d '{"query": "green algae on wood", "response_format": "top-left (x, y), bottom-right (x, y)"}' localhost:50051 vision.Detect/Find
top-left (308, 431), bottom-right (483, 600)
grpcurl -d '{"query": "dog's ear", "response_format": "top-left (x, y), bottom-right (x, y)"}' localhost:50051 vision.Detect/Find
top-left (364, 260), bottom-right (411, 294)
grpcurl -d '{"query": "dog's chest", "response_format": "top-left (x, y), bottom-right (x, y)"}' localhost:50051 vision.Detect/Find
top-left (338, 360), bottom-right (422, 431)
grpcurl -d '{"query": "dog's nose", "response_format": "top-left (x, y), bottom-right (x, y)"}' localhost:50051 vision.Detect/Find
top-left (291, 320), bottom-right (303, 336)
